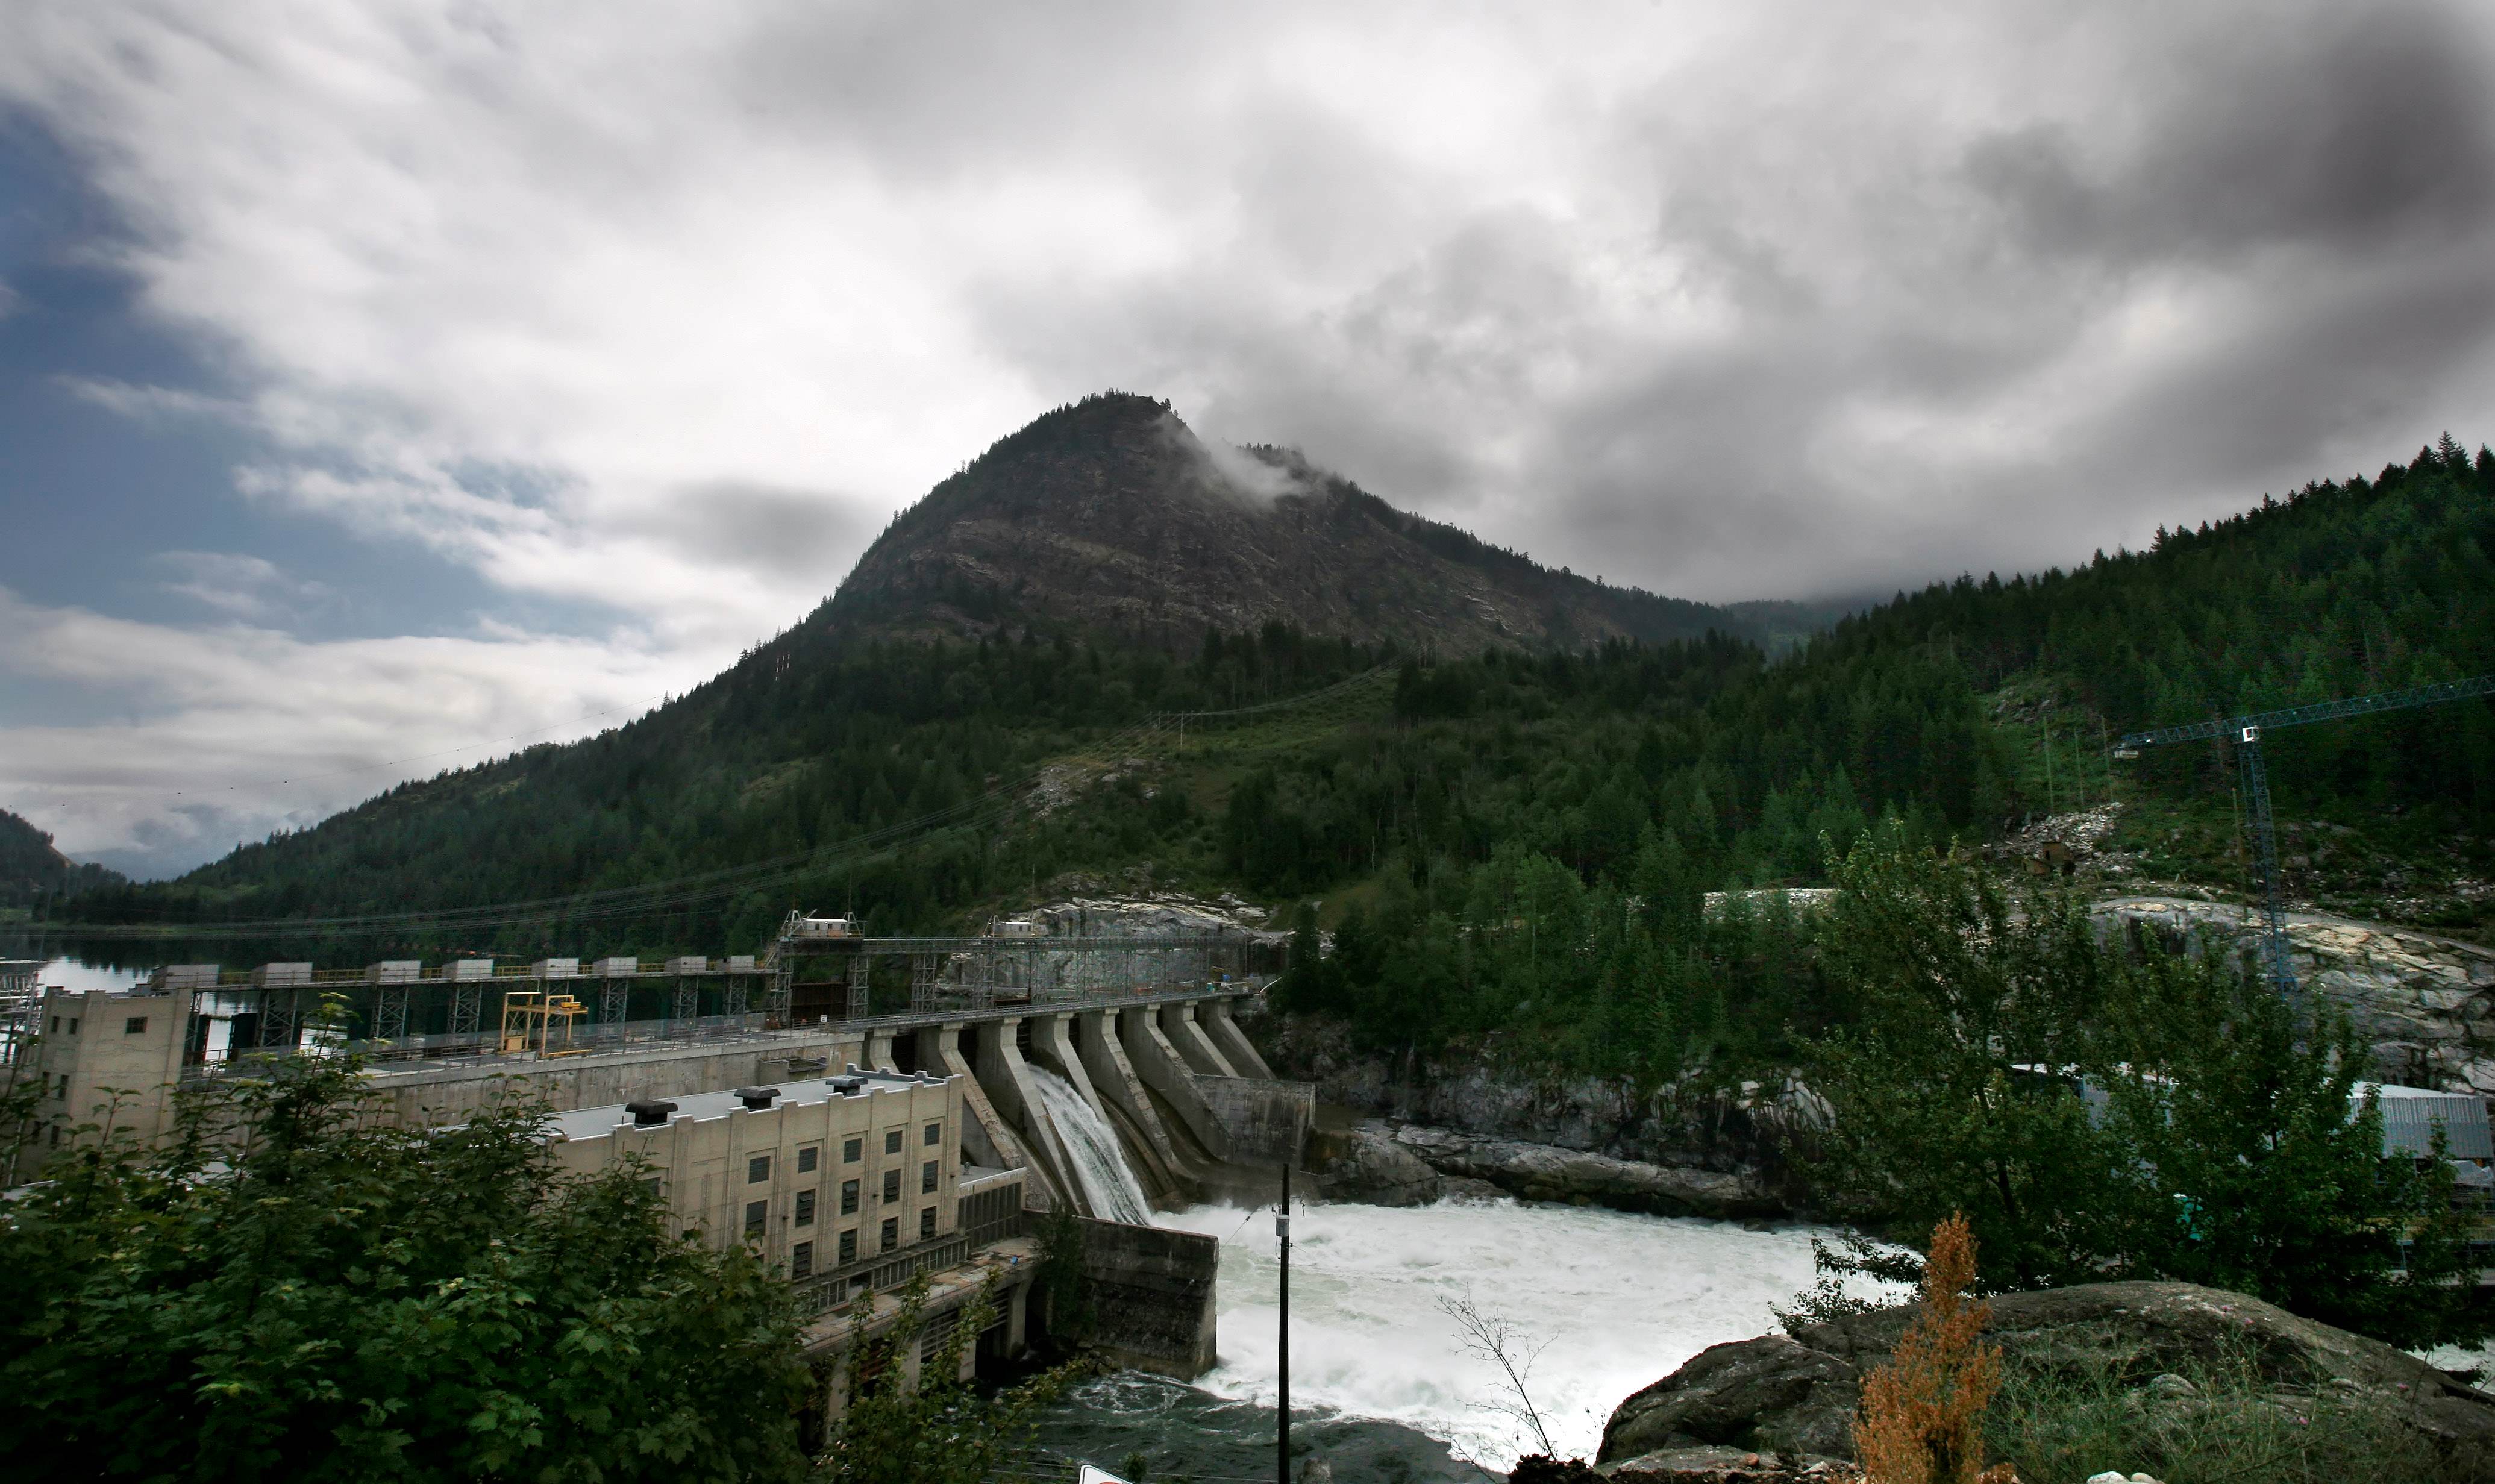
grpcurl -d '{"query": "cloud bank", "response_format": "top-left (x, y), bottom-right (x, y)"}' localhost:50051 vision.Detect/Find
top-left (4, 1), bottom-right (2494, 872)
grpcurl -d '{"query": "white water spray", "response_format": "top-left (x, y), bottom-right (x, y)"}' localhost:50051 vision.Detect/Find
top-left (1156, 1198), bottom-right (1885, 1468)
top-left (1025, 1065), bottom-right (1156, 1226)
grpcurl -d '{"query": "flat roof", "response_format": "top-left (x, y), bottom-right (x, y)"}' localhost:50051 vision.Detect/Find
top-left (551, 1067), bottom-right (951, 1141)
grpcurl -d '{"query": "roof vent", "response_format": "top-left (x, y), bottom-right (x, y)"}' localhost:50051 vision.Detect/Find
top-left (625, 1099), bottom-right (678, 1127)
top-left (735, 1086), bottom-right (780, 1110)
top-left (829, 1075), bottom-right (868, 1097)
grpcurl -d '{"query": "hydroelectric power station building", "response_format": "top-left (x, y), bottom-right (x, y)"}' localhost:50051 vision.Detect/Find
top-left (10, 918), bottom-right (1310, 1414)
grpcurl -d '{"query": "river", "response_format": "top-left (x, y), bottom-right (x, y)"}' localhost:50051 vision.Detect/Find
top-left (1040, 1194), bottom-right (1866, 1477)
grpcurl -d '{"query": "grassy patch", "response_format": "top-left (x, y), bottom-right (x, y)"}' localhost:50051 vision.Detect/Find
top-left (1985, 1344), bottom-right (2465, 1484)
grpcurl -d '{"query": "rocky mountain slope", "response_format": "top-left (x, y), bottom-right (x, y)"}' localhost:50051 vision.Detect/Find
top-left (822, 391), bottom-right (1754, 654)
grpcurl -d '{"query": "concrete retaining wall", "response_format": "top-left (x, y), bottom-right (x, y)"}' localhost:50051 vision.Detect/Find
top-left (1076, 1216), bottom-right (1218, 1379)
top-left (1075, 1008), bottom-right (1189, 1198)
top-left (1160, 1003), bottom-right (1240, 1078)
top-left (1199, 1000), bottom-right (1276, 1080)
top-left (970, 1017), bottom-right (1074, 1210)
top-left (1199, 1075), bottom-right (1313, 1166)
top-left (1122, 1007), bottom-right (1229, 1159)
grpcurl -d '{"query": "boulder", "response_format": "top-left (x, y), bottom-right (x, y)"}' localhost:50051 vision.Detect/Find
top-left (1599, 1447), bottom-right (1858, 1481)
top-left (1597, 1281), bottom-right (2495, 1477)
top-left (1307, 1120), bottom-right (1442, 1206)
top-left (1602, 1336), bottom-right (1861, 1461)
top-left (1390, 1125), bottom-right (1783, 1219)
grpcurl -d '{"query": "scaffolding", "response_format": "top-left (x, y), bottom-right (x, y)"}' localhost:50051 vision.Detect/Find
top-left (163, 927), bottom-right (1279, 1076)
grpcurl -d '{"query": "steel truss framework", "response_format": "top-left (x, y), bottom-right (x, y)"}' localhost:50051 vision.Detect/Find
top-left (173, 930), bottom-right (1280, 1074)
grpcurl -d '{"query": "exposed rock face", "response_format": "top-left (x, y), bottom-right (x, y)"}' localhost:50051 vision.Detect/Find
top-left (1021, 888), bottom-right (1280, 938)
top-left (1256, 1012), bottom-right (1818, 1215)
top-left (1307, 1120), bottom-right (1444, 1206)
top-left (2097, 896), bottom-right (2495, 1093)
top-left (1386, 1125), bottom-right (1783, 1219)
top-left (1596, 1446), bottom-right (1858, 1480)
top-left (1597, 1282), bottom-right (2495, 1477)
top-left (825, 392), bottom-right (1748, 654)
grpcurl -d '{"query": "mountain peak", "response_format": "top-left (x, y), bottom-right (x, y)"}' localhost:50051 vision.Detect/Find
top-left (824, 393), bottom-right (1735, 653)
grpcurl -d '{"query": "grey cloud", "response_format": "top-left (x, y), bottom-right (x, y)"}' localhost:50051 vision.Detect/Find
top-left (643, 482), bottom-right (863, 583)
top-left (1966, 9), bottom-right (2495, 267)
top-left (10, 0), bottom-right (2495, 864)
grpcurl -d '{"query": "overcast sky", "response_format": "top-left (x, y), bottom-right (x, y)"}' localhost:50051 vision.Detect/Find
top-left (6, 1), bottom-right (2495, 879)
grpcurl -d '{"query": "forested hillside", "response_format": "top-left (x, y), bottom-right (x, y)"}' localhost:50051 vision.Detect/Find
top-left (0, 807), bottom-right (124, 912)
top-left (52, 438), bottom-right (2493, 1075)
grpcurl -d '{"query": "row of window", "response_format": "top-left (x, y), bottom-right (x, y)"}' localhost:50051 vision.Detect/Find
top-left (42, 1015), bottom-right (148, 1036)
top-left (776, 1207), bottom-right (941, 1279)
top-left (779, 1162), bottom-right (940, 1225)
top-left (742, 1121), bottom-right (944, 1188)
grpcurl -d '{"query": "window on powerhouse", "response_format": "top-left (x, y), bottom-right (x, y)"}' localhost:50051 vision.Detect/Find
top-left (744, 1200), bottom-right (766, 1237)
top-left (798, 1144), bottom-right (819, 1174)
top-left (841, 1179), bottom-right (860, 1215)
top-left (884, 1129), bottom-right (903, 1155)
top-left (843, 1138), bottom-right (862, 1163)
top-left (792, 1241), bottom-right (813, 1279)
top-left (880, 1217), bottom-right (898, 1253)
top-left (748, 1154), bottom-right (771, 1184)
top-left (881, 1169), bottom-right (900, 1203)
top-left (924, 1121), bottom-right (942, 1146)
top-left (839, 1229), bottom-right (857, 1263)
top-left (921, 1160), bottom-right (938, 1194)
top-left (919, 1206), bottom-right (935, 1240)
top-left (795, 1189), bottom-right (816, 1226)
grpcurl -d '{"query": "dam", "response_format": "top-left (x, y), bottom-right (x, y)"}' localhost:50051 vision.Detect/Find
top-left (20, 916), bottom-right (1313, 1229)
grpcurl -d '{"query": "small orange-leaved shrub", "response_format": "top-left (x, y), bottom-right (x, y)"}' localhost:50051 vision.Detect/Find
top-left (1853, 1213), bottom-right (2017, 1484)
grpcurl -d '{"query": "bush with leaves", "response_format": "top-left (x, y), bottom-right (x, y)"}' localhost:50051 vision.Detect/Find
top-left (1806, 826), bottom-right (2488, 1349)
top-left (1806, 827), bottom-right (2129, 1291)
top-left (0, 1054), bottom-right (812, 1483)
top-left (815, 1272), bottom-right (1083, 1484)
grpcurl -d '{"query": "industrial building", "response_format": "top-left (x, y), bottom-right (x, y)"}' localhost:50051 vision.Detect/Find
top-left (546, 1068), bottom-right (1045, 1421)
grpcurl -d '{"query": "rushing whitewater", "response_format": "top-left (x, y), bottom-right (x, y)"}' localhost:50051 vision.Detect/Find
top-left (1153, 1198), bottom-right (1869, 1468)
top-left (1011, 1071), bottom-right (1873, 1470)
top-left (1025, 1065), bottom-right (1156, 1226)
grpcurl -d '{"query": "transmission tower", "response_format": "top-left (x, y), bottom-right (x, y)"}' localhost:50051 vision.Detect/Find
top-left (2114, 674), bottom-right (2494, 995)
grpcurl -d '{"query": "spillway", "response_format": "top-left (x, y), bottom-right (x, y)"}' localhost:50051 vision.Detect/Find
top-left (1046, 1196), bottom-right (1876, 1471)
top-left (1025, 1064), bottom-right (1156, 1226)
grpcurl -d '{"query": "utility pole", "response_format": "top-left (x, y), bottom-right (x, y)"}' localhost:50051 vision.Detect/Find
top-left (1277, 1161), bottom-right (1291, 1484)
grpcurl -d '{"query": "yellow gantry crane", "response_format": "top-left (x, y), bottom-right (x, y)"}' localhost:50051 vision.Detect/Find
top-left (499, 989), bottom-right (587, 1056)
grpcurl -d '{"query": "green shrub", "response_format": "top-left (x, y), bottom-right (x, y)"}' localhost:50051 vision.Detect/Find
top-left (1985, 1342), bottom-right (2464, 1484)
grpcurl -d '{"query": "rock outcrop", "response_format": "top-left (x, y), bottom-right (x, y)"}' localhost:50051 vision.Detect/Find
top-left (825, 392), bottom-right (1752, 655)
top-left (1597, 1282), bottom-right (2495, 1477)
top-left (1305, 1116), bottom-right (1786, 1218)
top-left (2097, 896), bottom-right (2495, 1093)
top-left (1254, 1011), bottom-right (1819, 1216)
top-left (1307, 1120), bottom-right (1444, 1207)
top-left (1386, 1124), bottom-right (1784, 1219)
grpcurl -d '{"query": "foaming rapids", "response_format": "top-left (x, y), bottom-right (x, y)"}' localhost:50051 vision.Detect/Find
top-left (1025, 1066), bottom-right (1155, 1226)
top-left (1152, 1198), bottom-right (1867, 1468)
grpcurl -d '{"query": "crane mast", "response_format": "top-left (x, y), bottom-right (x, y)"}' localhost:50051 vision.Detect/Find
top-left (2113, 674), bottom-right (2495, 997)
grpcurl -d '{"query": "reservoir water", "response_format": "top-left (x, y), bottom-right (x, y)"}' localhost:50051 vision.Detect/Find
top-left (1044, 1194), bottom-right (1867, 1476)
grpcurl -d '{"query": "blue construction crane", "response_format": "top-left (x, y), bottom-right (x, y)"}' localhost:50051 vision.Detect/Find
top-left (2113, 674), bottom-right (2495, 995)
